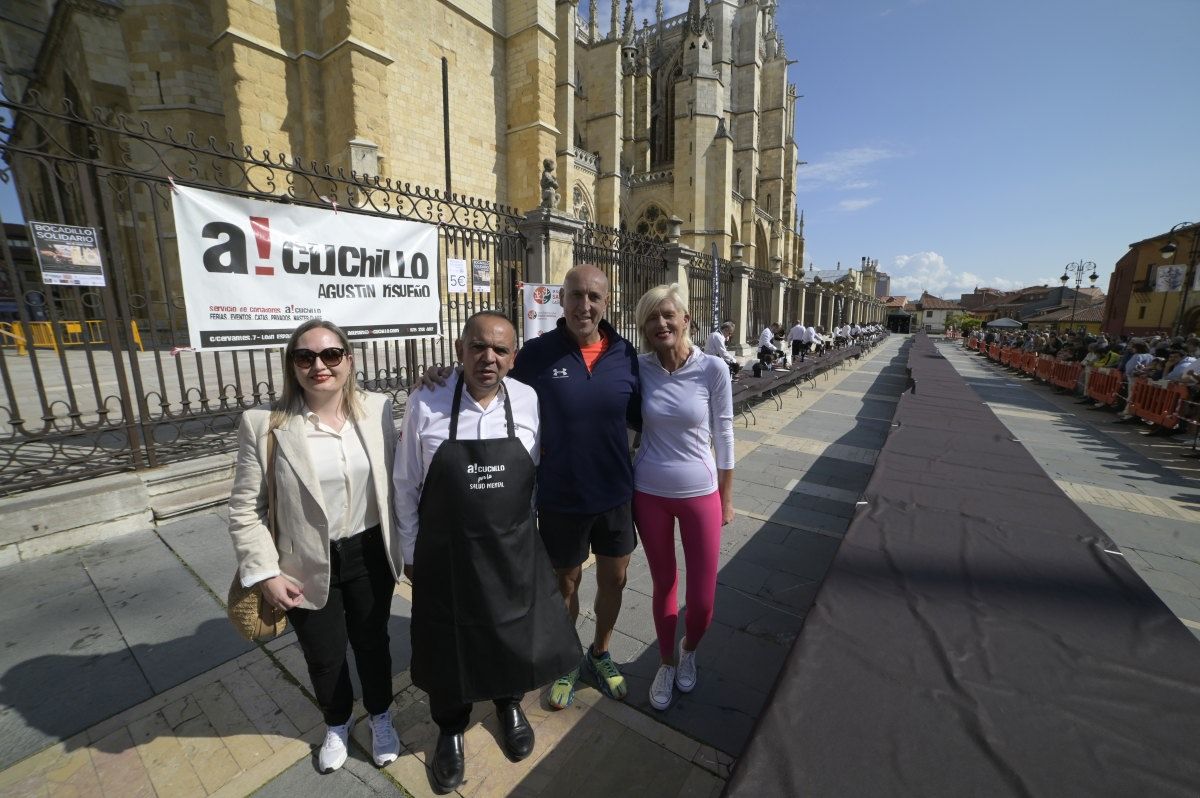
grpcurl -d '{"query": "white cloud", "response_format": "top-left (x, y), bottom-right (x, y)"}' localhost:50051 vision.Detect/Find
top-left (838, 197), bottom-right (880, 212)
top-left (888, 252), bottom-right (1050, 298)
top-left (839, 180), bottom-right (874, 191)
top-left (796, 146), bottom-right (900, 192)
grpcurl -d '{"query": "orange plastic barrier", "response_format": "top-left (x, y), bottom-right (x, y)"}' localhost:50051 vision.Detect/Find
top-left (1127, 379), bottom-right (1190, 429)
top-left (1050, 361), bottom-right (1084, 391)
top-left (1086, 368), bottom-right (1123, 407)
top-left (1021, 352), bottom-right (1038, 375)
top-left (1001, 347), bottom-right (1019, 367)
top-left (965, 338), bottom-right (977, 351)
top-left (988, 344), bottom-right (1000, 360)
top-left (1035, 355), bottom-right (1054, 382)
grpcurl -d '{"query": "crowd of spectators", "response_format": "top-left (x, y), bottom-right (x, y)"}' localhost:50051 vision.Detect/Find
top-left (966, 327), bottom-right (1200, 437)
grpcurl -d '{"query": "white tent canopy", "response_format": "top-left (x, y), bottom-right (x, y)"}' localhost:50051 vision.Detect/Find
top-left (985, 318), bottom-right (1023, 329)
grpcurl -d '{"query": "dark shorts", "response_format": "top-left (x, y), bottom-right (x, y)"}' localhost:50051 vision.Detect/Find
top-left (537, 502), bottom-right (637, 570)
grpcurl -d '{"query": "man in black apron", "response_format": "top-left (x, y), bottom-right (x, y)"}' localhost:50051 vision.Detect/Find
top-left (393, 311), bottom-right (580, 793)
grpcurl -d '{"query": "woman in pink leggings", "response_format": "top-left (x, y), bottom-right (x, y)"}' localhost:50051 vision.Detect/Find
top-left (632, 285), bottom-right (735, 710)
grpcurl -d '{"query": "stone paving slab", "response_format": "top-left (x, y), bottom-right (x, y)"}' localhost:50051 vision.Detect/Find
top-left (0, 647), bottom-right (325, 798)
top-left (78, 532), bottom-right (253, 694)
top-left (940, 343), bottom-right (1200, 642)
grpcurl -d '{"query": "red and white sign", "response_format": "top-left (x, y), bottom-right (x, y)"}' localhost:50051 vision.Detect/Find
top-left (521, 282), bottom-right (563, 342)
top-left (171, 185), bottom-right (440, 350)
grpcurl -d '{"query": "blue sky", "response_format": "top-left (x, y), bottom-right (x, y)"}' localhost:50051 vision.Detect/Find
top-left (628, 0), bottom-right (1200, 299)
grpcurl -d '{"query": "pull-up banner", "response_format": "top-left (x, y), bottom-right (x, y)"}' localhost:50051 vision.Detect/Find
top-left (172, 185), bottom-right (440, 350)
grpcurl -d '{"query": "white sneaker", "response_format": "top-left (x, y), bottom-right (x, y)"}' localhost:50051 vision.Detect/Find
top-left (369, 711), bottom-right (400, 766)
top-left (318, 718), bottom-right (353, 773)
top-left (675, 640), bottom-right (697, 693)
top-left (649, 664), bottom-right (676, 711)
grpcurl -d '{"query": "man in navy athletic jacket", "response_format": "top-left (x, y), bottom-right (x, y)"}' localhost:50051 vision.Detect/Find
top-left (509, 265), bottom-right (640, 709)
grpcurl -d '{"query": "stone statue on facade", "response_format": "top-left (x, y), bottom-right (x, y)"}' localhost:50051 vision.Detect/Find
top-left (540, 158), bottom-right (560, 209)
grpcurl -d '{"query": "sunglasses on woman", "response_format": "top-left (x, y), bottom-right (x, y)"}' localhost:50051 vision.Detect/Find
top-left (291, 347), bottom-right (347, 369)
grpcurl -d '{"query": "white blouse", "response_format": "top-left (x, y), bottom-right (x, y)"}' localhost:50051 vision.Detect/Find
top-left (301, 409), bottom-right (379, 540)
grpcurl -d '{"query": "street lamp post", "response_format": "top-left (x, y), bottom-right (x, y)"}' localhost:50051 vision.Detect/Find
top-left (1159, 222), bottom-right (1200, 336)
top-left (1058, 259), bottom-right (1098, 334)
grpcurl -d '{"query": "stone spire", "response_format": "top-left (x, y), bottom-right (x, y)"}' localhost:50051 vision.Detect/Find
top-left (686, 0), bottom-right (708, 36)
top-left (588, 0), bottom-right (597, 43)
top-left (610, 0), bottom-right (619, 38)
top-left (622, 0), bottom-right (634, 44)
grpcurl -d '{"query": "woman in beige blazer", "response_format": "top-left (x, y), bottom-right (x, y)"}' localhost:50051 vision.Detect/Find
top-left (228, 319), bottom-right (403, 774)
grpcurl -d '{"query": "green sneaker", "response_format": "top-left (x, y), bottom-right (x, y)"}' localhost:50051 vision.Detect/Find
top-left (587, 646), bottom-right (628, 700)
top-left (548, 665), bottom-right (579, 710)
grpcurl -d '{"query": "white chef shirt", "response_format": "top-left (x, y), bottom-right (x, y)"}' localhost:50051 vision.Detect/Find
top-left (758, 327), bottom-right (779, 351)
top-left (392, 376), bottom-right (540, 565)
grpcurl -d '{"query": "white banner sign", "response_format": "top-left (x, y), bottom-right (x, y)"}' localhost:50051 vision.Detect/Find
top-left (447, 258), bottom-right (467, 293)
top-left (521, 283), bottom-right (563, 341)
top-left (171, 185), bottom-right (440, 350)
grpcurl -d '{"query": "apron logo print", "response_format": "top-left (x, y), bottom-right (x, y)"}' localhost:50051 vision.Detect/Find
top-left (466, 463), bottom-right (506, 475)
top-left (552, 368), bottom-right (569, 378)
top-left (467, 462), bottom-right (507, 490)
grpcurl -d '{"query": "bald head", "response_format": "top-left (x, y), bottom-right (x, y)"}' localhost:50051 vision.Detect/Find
top-left (564, 264), bottom-right (609, 295)
top-left (460, 310), bottom-right (515, 343)
top-left (561, 264), bottom-right (609, 345)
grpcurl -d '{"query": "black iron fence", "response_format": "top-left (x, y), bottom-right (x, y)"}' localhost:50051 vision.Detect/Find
top-left (746, 268), bottom-right (774, 345)
top-left (0, 90), bottom-right (524, 496)
top-left (685, 248), bottom-right (733, 344)
top-left (783, 281), bottom-right (802, 327)
top-left (572, 223), bottom-right (669, 345)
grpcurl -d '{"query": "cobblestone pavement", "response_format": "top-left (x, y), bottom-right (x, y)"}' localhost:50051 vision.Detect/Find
top-left (0, 338), bottom-right (909, 797)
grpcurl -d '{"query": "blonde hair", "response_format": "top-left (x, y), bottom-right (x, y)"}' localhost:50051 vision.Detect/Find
top-left (634, 284), bottom-right (692, 352)
top-left (269, 319), bottom-right (363, 431)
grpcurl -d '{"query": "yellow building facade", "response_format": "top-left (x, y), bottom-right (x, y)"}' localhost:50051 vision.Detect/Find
top-left (1113, 224), bottom-right (1200, 337)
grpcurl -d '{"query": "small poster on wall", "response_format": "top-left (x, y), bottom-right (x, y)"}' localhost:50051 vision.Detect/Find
top-left (28, 221), bottom-right (106, 287)
top-left (472, 259), bottom-right (492, 293)
top-left (521, 283), bottom-right (563, 341)
top-left (447, 258), bottom-right (467, 293)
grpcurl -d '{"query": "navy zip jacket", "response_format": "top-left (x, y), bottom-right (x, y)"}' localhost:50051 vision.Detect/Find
top-left (510, 318), bottom-right (640, 515)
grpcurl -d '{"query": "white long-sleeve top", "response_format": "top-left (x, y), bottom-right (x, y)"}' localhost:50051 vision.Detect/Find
top-left (633, 347), bottom-right (734, 499)
top-left (705, 330), bottom-right (735, 363)
top-left (786, 324), bottom-right (806, 343)
top-left (392, 376), bottom-right (539, 564)
top-left (758, 327), bottom-right (779, 351)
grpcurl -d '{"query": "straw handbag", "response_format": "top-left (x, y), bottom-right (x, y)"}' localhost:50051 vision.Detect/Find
top-left (227, 434), bottom-right (289, 641)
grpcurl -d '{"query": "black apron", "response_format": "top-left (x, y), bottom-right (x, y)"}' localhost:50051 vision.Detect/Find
top-left (410, 377), bottom-right (581, 704)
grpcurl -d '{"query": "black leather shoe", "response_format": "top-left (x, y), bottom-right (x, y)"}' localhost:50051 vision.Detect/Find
top-left (497, 703), bottom-right (534, 761)
top-left (431, 732), bottom-right (464, 794)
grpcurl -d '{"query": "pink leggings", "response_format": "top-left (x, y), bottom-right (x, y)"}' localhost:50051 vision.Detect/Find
top-left (632, 489), bottom-right (722, 663)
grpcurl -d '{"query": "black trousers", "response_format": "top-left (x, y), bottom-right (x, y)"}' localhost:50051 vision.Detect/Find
top-left (430, 693), bottom-right (524, 735)
top-left (791, 340), bottom-right (804, 360)
top-left (287, 524), bottom-right (395, 726)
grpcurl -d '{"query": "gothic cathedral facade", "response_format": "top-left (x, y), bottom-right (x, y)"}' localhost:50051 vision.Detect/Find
top-left (2, 0), bottom-right (802, 272)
